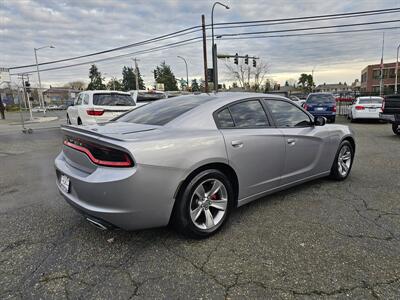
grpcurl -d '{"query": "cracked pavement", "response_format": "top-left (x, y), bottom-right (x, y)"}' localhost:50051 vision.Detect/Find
top-left (1, 117), bottom-right (399, 299)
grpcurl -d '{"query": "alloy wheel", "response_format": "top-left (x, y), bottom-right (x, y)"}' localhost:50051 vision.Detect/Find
top-left (189, 179), bottom-right (228, 230)
top-left (337, 145), bottom-right (352, 177)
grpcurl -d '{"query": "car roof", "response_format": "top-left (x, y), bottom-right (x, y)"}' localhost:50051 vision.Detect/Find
top-left (165, 92), bottom-right (289, 129)
top-left (357, 96), bottom-right (383, 99)
top-left (82, 90), bottom-right (131, 95)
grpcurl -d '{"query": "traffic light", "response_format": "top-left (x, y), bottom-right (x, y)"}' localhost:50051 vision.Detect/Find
top-left (25, 81), bottom-right (31, 93)
top-left (234, 53), bottom-right (238, 65)
top-left (252, 59), bottom-right (256, 68)
top-left (244, 55), bottom-right (249, 65)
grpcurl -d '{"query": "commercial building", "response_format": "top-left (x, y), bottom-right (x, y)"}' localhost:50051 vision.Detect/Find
top-left (360, 62), bottom-right (398, 94)
top-left (43, 87), bottom-right (80, 105)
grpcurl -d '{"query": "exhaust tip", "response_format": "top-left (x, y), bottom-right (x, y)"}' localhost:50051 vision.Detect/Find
top-left (86, 217), bottom-right (110, 230)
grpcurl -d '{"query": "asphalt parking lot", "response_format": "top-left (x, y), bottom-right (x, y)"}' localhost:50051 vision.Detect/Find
top-left (1, 117), bottom-right (399, 299)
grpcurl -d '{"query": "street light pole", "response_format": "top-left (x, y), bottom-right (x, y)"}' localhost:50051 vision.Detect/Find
top-left (211, 1), bottom-right (229, 92)
top-left (395, 43), bottom-right (400, 94)
top-left (177, 56), bottom-right (189, 91)
top-left (34, 45), bottom-right (54, 110)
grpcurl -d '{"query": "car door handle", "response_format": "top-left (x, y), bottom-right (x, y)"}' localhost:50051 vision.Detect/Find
top-left (231, 140), bottom-right (243, 148)
top-left (287, 138), bottom-right (296, 146)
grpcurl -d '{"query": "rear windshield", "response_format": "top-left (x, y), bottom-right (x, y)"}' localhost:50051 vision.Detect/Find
top-left (358, 98), bottom-right (382, 104)
top-left (93, 93), bottom-right (135, 106)
top-left (137, 92), bottom-right (166, 101)
top-left (306, 94), bottom-right (335, 104)
top-left (116, 95), bottom-right (215, 126)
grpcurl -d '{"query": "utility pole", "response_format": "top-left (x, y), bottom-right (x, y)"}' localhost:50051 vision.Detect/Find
top-left (379, 32), bottom-right (385, 97)
top-left (201, 14), bottom-right (208, 93)
top-left (132, 58), bottom-right (140, 90)
top-left (395, 43), bottom-right (400, 94)
top-left (34, 45), bottom-right (54, 113)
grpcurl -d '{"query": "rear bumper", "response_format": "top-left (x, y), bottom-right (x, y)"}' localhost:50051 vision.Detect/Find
top-left (309, 111), bottom-right (336, 118)
top-left (379, 113), bottom-right (399, 123)
top-left (353, 110), bottom-right (381, 119)
top-left (54, 152), bottom-right (179, 230)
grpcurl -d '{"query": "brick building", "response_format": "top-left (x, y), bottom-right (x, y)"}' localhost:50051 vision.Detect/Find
top-left (360, 62), bottom-right (398, 94)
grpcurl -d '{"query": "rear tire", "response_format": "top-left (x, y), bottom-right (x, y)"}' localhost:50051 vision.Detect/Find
top-left (392, 123), bottom-right (400, 135)
top-left (172, 169), bottom-right (234, 238)
top-left (77, 118), bottom-right (82, 125)
top-left (329, 140), bottom-right (354, 181)
top-left (330, 116), bottom-right (336, 123)
top-left (66, 114), bottom-right (71, 125)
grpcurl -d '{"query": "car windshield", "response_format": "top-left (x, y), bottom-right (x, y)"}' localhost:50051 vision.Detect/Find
top-left (306, 94), bottom-right (335, 104)
top-left (358, 98), bottom-right (382, 104)
top-left (116, 95), bottom-right (215, 126)
top-left (93, 93), bottom-right (135, 106)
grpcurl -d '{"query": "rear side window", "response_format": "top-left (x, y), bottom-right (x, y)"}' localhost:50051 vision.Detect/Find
top-left (358, 98), bottom-right (382, 104)
top-left (307, 94), bottom-right (335, 104)
top-left (93, 93), bottom-right (135, 106)
top-left (217, 108), bottom-right (235, 128)
top-left (228, 100), bottom-right (269, 128)
top-left (117, 96), bottom-right (215, 126)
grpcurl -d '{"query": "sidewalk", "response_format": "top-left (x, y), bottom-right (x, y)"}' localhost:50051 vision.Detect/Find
top-left (0, 111), bottom-right (66, 134)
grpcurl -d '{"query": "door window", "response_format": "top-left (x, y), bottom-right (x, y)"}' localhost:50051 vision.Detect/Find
top-left (83, 94), bottom-right (89, 105)
top-left (216, 108), bottom-right (235, 128)
top-left (266, 99), bottom-right (312, 127)
top-left (225, 100), bottom-right (269, 128)
top-left (75, 94), bottom-right (83, 106)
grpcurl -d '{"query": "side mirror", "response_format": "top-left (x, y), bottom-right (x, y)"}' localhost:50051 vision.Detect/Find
top-left (314, 116), bottom-right (326, 126)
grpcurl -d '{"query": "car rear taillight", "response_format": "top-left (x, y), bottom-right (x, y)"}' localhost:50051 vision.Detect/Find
top-left (87, 108), bottom-right (105, 116)
top-left (63, 137), bottom-right (133, 167)
top-left (382, 99), bottom-right (385, 110)
top-left (355, 105), bottom-right (365, 110)
top-left (303, 104), bottom-right (308, 110)
top-left (332, 105), bottom-right (337, 112)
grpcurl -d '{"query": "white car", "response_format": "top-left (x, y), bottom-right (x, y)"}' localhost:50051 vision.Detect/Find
top-left (67, 91), bottom-right (136, 125)
top-left (348, 96), bottom-right (383, 121)
top-left (288, 95), bottom-right (306, 107)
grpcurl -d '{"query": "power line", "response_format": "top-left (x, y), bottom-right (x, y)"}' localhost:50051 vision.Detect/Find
top-left (8, 7), bottom-right (400, 70)
top-left (216, 19), bottom-right (400, 37)
top-left (212, 7), bottom-right (400, 26)
top-left (9, 26), bottom-right (202, 70)
top-left (11, 25), bottom-right (400, 76)
top-left (219, 26), bottom-right (400, 41)
top-left (213, 9), bottom-right (400, 30)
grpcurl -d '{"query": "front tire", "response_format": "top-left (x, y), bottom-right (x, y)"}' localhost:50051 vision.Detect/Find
top-left (330, 140), bottom-right (354, 181)
top-left (392, 123), bottom-right (400, 135)
top-left (172, 169), bottom-right (234, 238)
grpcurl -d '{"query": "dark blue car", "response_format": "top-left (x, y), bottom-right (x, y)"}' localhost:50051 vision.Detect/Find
top-left (304, 93), bottom-right (337, 123)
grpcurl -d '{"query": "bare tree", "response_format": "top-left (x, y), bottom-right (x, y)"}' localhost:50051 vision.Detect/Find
top-left (224, 60), bottom-right (269, 91)
top-left (251, 61), bottom-right (269, 91)
top-left (64, 80), bottom-right (86, 90)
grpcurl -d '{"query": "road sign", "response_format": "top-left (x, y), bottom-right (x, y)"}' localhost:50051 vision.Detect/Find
top-left (0, 67), bottom-right (10, 83)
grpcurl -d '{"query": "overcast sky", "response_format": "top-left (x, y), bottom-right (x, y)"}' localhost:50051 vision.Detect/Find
top-left (1, 0), bottom-right (399, 88)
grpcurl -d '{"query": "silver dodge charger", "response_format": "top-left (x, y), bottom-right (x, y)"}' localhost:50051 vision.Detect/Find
top-left (55, 93), bottom-right (355, 238)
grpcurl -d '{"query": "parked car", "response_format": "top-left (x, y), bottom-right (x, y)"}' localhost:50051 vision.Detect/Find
top-left (288, 95), bottom-right (306, 107)
top-left (304, 93), bottom-right (337, 123)
top-left (380, 94), bottom-right (400, 135)
top-left (55, 93), bottom-right (355, 238)
top-left (347, 96), bottom-right (383, 122)
top-left (66, 91), bottom-right (136, 125)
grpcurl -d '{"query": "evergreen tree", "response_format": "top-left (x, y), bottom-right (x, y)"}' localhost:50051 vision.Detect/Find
top-left (122, 66), bottom-right (145, 91)
top-left (106, 78), bottom-right (123, 91)
top-left (191, 79), bottom-right (200, 92)
top-left (153, 61), bottom-right (178, 91)
top-left (87, 64), bottom-right (106, 90)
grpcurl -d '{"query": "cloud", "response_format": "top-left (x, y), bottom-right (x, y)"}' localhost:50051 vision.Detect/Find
top-left (1, 0), bottom-right (399, 88)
